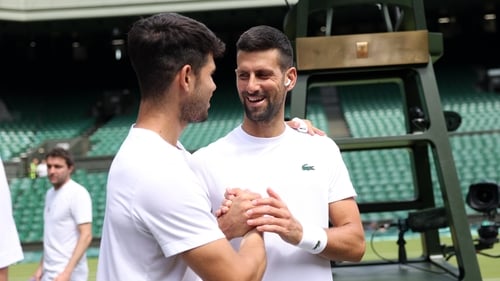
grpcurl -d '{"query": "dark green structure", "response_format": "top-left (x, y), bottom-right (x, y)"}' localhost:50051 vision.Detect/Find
top-left (285, 0), bottom-right (483, 280)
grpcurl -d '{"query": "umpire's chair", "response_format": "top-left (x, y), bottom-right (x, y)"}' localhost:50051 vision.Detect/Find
top-left (283, 0), bottom-right (483, 280)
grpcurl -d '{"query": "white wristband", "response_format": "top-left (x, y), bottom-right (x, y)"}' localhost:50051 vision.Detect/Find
top-left (297, 225), bottom-right (327, 254)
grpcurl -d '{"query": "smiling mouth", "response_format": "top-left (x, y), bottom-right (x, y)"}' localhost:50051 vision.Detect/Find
top-left (246, 96), bottom-right (265, 103)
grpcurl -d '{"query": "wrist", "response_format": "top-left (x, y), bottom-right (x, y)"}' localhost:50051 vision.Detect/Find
top-left (297, 225), bottom-right (327, 254)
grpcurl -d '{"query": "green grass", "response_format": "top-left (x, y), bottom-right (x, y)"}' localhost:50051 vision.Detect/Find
top-left (8, 238), bottom-right (500, 281)
top-left (362, 236), bottom-right (500, 281)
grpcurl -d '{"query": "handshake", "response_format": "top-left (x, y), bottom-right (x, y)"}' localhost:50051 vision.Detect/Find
top-left (215, 187), bottom-right (304, 247)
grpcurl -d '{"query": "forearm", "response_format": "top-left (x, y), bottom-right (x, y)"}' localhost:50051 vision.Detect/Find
top-left (0, 267), bottom-right (7, 281)
top-left (183, 230), bottom-right (266, 281)
top-left (63, 228), bottom-right (92, 275)
top-left (238, 230), bottom-right (267, 281)
top-left (319, 224), bottom-right (365, 262)
top-left (315, 198), bottom-right (365, 261)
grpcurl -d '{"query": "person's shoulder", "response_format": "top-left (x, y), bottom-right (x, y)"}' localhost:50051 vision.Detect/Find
top-left (68, 179), bottom-right (92, 195)
top-left (288, 126), bottom-right (336, 142)
top-left (288, 128), bottom-right (341, 154)
top-left (193, 128), bottom-right (238, 157)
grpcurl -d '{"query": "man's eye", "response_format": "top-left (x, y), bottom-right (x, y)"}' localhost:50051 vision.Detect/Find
top-left (257, 73), bottom-right (272, 79)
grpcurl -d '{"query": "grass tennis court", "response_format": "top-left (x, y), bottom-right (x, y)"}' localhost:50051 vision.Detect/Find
top-left (8, 236), bottom-right (500, 281)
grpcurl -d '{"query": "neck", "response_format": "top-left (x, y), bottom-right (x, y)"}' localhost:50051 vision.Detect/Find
top-left (135, 101), bottom-right (186, 147)
top-left (53, 178), bottom-right (70, 190)
top-left (241, 117), bottom-right (286, 138)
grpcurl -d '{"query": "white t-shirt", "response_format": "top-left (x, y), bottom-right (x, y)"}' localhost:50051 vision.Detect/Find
top-left (0, 159), bottom-right (24, 268)
top-left (43, 179), bottom-right (92, 281)
top-left (36, 163), bottom-right (48, 177)
top-left (191, 124), bottom-right (357, 281)
top-left (96, 127), bottom-right (225, 281)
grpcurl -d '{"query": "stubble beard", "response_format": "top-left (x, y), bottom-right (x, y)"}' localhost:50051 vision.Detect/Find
top-left (181, 95), bottom-right (209, 123)
top-left (244, 97), bottom-right (282, 122)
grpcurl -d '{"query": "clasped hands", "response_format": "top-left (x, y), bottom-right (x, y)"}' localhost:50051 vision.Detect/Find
top-left (216, 187), bottom-right (303, 246)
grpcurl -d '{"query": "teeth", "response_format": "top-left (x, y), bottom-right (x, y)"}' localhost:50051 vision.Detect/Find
top-left (247, 96), bottom-right (264, 102)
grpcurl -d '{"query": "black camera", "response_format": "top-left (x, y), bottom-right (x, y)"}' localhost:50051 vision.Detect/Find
top-left (465, 182), bottom-right (500, 251)
top-left (466, 182), bottom-right (500, 217)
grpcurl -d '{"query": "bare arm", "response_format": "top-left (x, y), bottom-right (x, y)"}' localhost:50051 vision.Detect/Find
top-left (321, 198), bottom-right (365, 261)
top-left (0, 267), bottom-right (7, 281)
top-left (247, 188), bottom-right (365, 262)
top-left (54, 222), bottom-right (92, 281)
top-left (182, 229), bottom-right (266, 281)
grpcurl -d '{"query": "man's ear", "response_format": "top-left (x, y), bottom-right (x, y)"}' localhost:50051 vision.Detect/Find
top-left (178, 64), bottom-right (193, 92)
top-left (285, 67), bottom-right (298, 89)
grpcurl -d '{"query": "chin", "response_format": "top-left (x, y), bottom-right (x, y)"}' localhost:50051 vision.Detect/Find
top-left (191, 114), bottom-right (209, 123)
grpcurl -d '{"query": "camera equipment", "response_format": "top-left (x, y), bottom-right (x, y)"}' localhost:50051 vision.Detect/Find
top-left (443, 110), bottom-right (462, 132)
top-left (408, 107), bottom-right (462, 132)
top-left (407, 207), bottom-right (448, 232)
top-left (408, 106), bottom-right (429, 131)
top-left (466, 182), bottom-right (500, 219)
top-left (475, 221), bottom-right (500, 251)
top-left (466, 182), bottom-right (500, 251)
top-left (387, 207), bottom-right (449, 264)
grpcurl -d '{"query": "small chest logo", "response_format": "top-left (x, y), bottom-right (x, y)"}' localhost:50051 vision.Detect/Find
top-left (302, 164), bottom-right (315, 171)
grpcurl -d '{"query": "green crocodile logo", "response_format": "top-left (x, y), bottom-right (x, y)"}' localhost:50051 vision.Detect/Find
top-left (302, 164), bottom-right (315, 171)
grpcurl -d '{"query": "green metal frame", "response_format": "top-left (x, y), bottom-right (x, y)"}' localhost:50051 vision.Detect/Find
top-left (285, 0), bottom-right (483, 280)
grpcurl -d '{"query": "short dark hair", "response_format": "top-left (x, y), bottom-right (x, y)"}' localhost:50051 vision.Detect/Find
top-left (45, 147), bottom-right (74, 168)
top-left (236, 25), bottom-right (294, 71)
top-left (127, 12), bottom-right (226, 100)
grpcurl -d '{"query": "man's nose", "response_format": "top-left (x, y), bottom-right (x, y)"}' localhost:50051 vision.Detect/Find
top-left (245, 76), bottom-right (260, 93)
